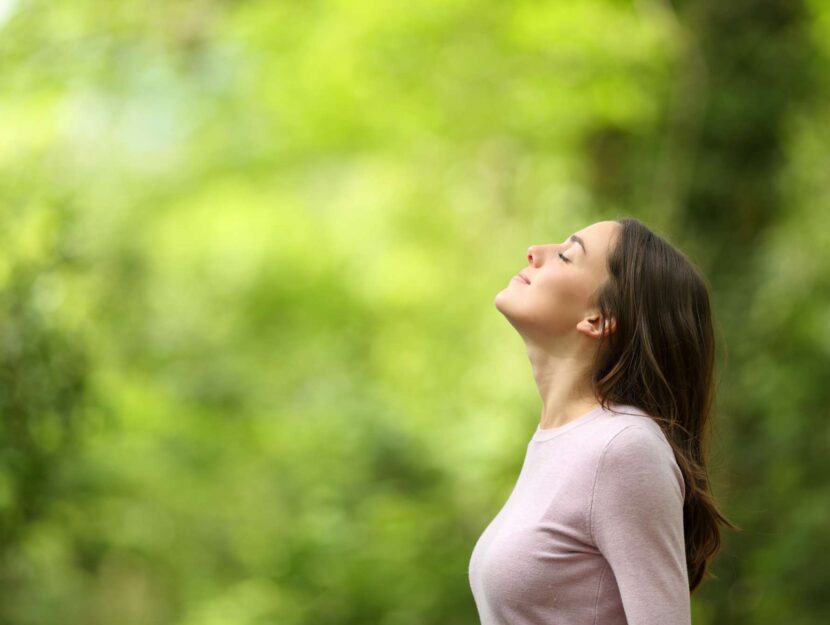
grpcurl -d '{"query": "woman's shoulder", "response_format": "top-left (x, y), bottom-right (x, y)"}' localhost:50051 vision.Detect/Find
top-left (591, 402), bottom-right (684, 498)
top-left (592, 402), bottom-right (676, 457)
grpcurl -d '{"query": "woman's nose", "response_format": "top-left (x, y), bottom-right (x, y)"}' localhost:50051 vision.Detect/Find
top-left (528, 245), bottom-right (542, 266)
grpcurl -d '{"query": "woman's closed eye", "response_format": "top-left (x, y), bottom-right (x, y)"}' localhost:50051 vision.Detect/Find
top-left (558, 253), bottom-right (570, 263)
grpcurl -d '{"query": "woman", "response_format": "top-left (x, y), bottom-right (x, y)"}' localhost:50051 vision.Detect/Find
top-left (468, 218), bottom-right (739, 625)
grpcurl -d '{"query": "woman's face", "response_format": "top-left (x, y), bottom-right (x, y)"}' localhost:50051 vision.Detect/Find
top-left (494, 220), bottom-right (621, 341)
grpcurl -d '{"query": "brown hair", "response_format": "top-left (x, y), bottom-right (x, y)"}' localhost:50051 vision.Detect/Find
top-left (591, 217), bottom-right (740, 593)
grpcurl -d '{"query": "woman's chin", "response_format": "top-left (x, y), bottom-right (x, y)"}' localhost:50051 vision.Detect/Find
top-left (493, 289), bottom-right (518, 316)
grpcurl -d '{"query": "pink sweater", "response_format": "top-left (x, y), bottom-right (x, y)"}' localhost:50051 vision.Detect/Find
top-left (468, 402), bottom-right (690, 625)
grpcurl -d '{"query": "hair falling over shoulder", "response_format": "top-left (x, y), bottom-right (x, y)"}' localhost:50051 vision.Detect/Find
top-left (590, 217), bottom-right (741, 593)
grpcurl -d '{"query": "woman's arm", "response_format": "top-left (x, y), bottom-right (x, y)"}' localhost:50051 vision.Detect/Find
top-left (590, 425), bottom-right (691, 625)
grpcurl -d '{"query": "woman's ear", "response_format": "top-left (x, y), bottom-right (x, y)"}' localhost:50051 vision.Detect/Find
top-left (576, 314), bottom-right (616, 339)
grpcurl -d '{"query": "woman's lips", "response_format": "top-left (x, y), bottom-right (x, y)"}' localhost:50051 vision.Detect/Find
top-left (513, 273), bottom-right (530, 284)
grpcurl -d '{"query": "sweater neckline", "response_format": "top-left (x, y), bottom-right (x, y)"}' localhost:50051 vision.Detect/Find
top-left (531, 404), bottom-right (607, 442)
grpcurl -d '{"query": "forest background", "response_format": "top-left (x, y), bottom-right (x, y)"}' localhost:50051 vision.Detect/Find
top-left (1, 0), bottom-right (829, 624)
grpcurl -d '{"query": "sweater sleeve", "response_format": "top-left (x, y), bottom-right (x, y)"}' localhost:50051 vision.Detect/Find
top-left (590, 425), bottom-right (691, 625)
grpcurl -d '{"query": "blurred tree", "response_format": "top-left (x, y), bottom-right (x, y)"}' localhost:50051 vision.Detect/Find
top-left (0, 237), bottom-right (90, 622)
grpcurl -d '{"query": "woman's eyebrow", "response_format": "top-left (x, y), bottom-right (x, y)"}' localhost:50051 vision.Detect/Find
top-left (570, 235), bottom-right (587, 256)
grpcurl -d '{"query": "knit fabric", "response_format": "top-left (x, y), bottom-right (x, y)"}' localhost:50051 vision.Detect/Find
top-left (468, 402), bottom-right (690, 625)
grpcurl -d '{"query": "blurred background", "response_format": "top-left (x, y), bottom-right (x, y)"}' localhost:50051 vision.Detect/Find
top-left (1, 0), bottom-right (829, 623)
